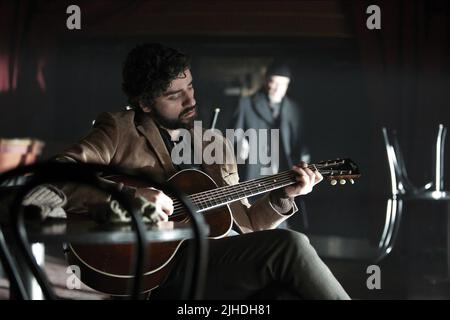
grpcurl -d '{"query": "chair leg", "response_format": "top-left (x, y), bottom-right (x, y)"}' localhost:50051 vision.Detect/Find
top-left (378, 199), bottom-right (393, 251)
top-left (377, 198), bottom-right (403, 262)
top-left (0, 229), bottom-right (29, 299)
top-left (388, 199), bottom-right (403, 254)
top-left (435, 124), bottom-right (447, 192)
top-left (25, 243), bottom-right (45, 300)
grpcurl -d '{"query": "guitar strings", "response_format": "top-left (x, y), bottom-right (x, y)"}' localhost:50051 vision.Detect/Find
top-left (170, 167), bottom-right (349, 211)
top-left (169, 172), bottom-right (296, 216)
top-left (169, 166), bottom-right (351, 216)
top-left (173, 170), bottom-right (296, 206)
top-left (178, 163), bottom-right (331, 203)
top-left (174, 167), bottom-right (348, 206)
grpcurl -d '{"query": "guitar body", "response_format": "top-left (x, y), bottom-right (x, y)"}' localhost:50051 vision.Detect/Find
top-left (66, 169), bottom-right (233, 296)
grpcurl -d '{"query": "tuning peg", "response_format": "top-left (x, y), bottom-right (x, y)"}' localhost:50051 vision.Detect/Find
top-left (349, 179), bottom-right (355, 184)
top-left (330, 179), bottom-right (337, 186)
top-left (340, 179), bottom-right (346, 185)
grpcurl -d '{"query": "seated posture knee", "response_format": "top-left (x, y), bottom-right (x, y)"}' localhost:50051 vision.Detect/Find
top-left (272, 229), bottom-right (311, 248)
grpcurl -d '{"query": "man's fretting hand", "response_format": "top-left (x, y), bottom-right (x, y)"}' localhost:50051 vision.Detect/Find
top-left (282, 161), bottom-right (323, 198)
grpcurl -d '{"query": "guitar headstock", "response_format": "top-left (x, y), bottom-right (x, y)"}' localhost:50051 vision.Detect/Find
top-left (314, 158), bottom-right (361, 186)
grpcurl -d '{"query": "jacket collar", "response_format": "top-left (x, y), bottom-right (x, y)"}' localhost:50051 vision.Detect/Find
top-left (134, 113), bottom-right (216, 177)
top-left (135, 112), bottom-right (177, 177)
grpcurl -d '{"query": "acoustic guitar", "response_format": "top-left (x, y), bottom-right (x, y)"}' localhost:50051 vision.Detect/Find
top-left (66, 158), bottom-right (360, 296)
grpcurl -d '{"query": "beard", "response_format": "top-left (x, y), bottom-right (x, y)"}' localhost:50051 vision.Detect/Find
top-left (151, 106), bottom-right (197, 130)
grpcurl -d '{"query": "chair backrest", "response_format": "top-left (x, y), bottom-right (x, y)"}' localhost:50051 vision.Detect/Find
top-left (383, 124), bottom-right (447, 196)
top-left (434, 124), bottom-right (447, 192)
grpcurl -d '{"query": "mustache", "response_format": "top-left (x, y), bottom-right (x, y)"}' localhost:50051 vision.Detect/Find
top-left (179, 106), bottom-right (196, 117)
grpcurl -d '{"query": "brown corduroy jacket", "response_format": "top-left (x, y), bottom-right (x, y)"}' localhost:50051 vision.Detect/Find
top-left (55, 110), bottom-right (297, 233)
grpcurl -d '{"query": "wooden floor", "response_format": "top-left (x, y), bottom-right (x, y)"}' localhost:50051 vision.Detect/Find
top-left (0, 255), bottom-right (109, 300)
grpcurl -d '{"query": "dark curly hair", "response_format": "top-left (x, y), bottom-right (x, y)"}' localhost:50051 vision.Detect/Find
top-left (122, 43), bottom-right (191, 110)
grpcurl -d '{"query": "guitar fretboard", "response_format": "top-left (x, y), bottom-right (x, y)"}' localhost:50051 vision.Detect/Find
top-left (171, 164), bottom-right (336, 216)
top-left (189, 170), bottom-right (298, 212)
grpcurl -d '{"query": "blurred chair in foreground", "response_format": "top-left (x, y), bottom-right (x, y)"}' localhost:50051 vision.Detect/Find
top-left (0, 161), bottom-right (208, 300)
top-left (0, 138), bottom-right (45, 299)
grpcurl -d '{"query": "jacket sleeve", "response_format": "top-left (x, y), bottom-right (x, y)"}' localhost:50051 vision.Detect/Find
top-left (291, 100), bottom-right (308, 163)
top-left (53, 113), bottom-right (134, 213)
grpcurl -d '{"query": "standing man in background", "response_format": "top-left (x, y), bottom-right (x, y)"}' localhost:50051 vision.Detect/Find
top-left (231, 62), bottom-right (310, 230)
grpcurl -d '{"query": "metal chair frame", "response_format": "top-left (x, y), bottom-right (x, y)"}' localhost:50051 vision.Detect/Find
top-left (378, 124), bottom-right (448, 262)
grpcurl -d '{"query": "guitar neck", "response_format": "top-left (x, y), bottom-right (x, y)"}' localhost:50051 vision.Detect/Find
top-left (168, 158), bottom-right (359, 215)
top-left (190, 167), bottom-right (311, 212)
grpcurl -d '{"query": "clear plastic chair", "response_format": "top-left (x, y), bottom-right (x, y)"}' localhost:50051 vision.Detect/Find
top-left (377, 124), bottom-right (448, 262)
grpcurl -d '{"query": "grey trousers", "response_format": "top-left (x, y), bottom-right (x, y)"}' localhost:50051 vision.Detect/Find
top-left (151, 229), bottom-right (350, 300)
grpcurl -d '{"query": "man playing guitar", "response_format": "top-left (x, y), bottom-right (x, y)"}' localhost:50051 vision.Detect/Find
top-left (55, 43), bottom-right (351, 300)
